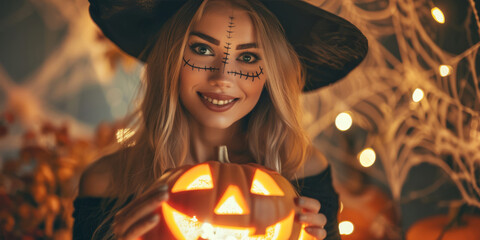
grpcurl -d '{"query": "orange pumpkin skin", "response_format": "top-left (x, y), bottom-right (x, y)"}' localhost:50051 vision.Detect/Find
top-left (142, 161), bottom-right (306, 240)
top-left (406, 215), bottom-right (480, 240)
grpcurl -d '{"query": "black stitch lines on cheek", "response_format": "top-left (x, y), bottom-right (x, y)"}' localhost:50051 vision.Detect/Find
top-left (222, 16), bottom-right (235, 73)
top-left (227, 66), bottom-right (264, 82)
top-left (183, 57), bottom-right (219, 72)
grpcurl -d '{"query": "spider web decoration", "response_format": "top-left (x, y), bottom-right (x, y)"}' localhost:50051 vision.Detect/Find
top-left (303, 0), bottom-right (480, 216)
top-left (0, 0), bottom-right (140, 141)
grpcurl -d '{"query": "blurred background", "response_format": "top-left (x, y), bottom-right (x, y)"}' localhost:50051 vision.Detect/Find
top-left (0, 0), bottom-right (479, 239)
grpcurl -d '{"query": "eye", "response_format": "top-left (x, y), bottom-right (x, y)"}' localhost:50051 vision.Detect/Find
top-left (190, 43), bottom-right (214, 56)
top-left (250, 169), bottom-right (284, 196)
top-left (171, 163), bottom-right (214, 193)
top-left (237, 52), bottom-right (259, 64)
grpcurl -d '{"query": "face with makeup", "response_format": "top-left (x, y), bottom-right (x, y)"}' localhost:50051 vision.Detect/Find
top-left (179, 2), bottom-right (266, 130)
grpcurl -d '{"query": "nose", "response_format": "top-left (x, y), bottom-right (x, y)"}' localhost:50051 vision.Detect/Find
top-left (208, 58), bottom-right (234, 88)
top-left (208, 71), bottom-right (233, 89)
top-left (209, 78), bottom-right (232, 88)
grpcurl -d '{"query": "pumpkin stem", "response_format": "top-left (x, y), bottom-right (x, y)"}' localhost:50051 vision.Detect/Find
top-left (218, 145), bottom-right (231, 163)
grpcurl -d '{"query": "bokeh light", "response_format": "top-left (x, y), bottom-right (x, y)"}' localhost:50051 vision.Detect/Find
top-left (339, 221), bottom-right (354, 235)
top-left (412, 88), bottom-right (425, 103)
top-left (335, 112), bottom-right (353, 131)
top-left (431, 7), bottom-right (445, 24)
top-left (358, 148), bottom-right (376, 167)
top-left (116, 128), bottom-right (135, 143)
top-left (439, 64), bottom-right (452, 77)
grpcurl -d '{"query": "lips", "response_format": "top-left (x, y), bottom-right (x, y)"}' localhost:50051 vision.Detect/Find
top-left (197, 92), bottom-right (239, 112)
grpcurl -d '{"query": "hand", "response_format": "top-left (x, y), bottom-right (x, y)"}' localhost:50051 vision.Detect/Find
top-left (295, 196), bottom-right (327, 239)
top-left (112, 185), bottom-right (169, 240)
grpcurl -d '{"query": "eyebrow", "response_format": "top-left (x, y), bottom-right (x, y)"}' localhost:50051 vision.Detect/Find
top-left (190, 31), bottom-right (258, 50)
top-left (190, 32), bottom-right (220, 45)
top-left (236, 43), bottom-right (257, 50)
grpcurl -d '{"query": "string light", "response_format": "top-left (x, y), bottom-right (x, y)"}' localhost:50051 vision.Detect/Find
top-left (335, 112), bottom-right (353, 131)
top-left (339, 221), bottom-right (354, 235)
top-left (439, 64), bottom-right (452, 77)
top-left (431, 7), bottom-right (445, 24)
top-left (358, 148), bottom-right (376, 167)
top-left (412, 88), bottom-right (424, 103)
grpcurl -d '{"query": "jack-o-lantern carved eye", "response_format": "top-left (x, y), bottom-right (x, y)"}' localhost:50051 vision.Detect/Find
top-left (250, 169), bottom-right (285, 196)
top-left (171, 163), bottom-right (214, 193)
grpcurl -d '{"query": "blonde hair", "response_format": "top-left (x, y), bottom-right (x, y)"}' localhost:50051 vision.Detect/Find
top-left (95, 0), bottom-right (311, 238)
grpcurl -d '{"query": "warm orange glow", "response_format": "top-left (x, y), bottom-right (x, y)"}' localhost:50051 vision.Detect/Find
top-left (431, 7), bottom-right (445, 24)
top-left (215, 185), bottom-right (249, 215)
top-left (439, 64), bottom-right (452, 77)
top-left (335, 112), bottom-right (353, 131)
top-left (358, 148), bottom-right (376, 167)
top-left (250, 169), bottom-right (284, 196)
top-left (162, 201), bottom-right (295, 239)
top-left (171, 163), bottom-right (213, 193)
top-left (297, 223), bottom-right (316, 240)
top-left (412, 88), bottom-right (424, 103)
top-left (115, 128), bottom-right (135, 143)
top-left (339, 221), bottom-right (354, 235)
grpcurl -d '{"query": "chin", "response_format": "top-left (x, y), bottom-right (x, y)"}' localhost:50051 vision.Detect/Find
top-left (201, 118), bottom-right (237, 130)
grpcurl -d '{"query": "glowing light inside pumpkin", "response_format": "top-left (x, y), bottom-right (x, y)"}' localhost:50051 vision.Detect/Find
top-left (358, 148), bottom-right (376, 168)
top-left (431, 7), bottom-right (445, 24)
top-left (439, 64), bottom-right (452, 77)
top-left (297, 224), bottom-right (315, 240)
top-left (215, 185), bottom-right (249, 215)
top-left (187, 175), bottom-right (213, 191)
top-left (412, 88), bottom-right (424, 103)
top-left (172, 163), bottom-right (213, 193)
top-left (335, 112), bottom-right (353, 131)
top-left (250, 169), bottom-right (285, 196)
top-left (339, 221), bottom-right (354, 235)
top-left (251, 180), bottom-right (269, 195)
top-left (162, 202), bottom-right (295, 240)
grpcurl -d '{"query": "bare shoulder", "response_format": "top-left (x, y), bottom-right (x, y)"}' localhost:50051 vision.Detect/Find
top-left (295, 145), bottom-right (329, 179)
top-left (78, 150), bottom-right (125, 197)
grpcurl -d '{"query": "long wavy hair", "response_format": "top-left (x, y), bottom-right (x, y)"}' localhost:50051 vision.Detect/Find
top-left (95, 0), bottom-right (311, 238)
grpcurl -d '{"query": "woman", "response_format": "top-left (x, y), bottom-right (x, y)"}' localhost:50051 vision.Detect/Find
top-left (73, 0), bottom-right (368, 239)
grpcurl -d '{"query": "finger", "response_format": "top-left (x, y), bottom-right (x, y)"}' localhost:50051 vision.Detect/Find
top-left (121, 213), bottom-right (160, 240)
top-left (114, 191), bottom-right (168, 236)
top-left (296, 212), bottom-right (327, 227)
top-left (295, 197), bottom-right (321, 213)
top-left (304, 226), bottom-right (327, 239)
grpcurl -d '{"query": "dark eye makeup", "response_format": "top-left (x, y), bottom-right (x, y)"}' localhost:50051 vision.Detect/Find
top-left (189, 42), bottom-right (261, 64)
top-left (190, 43), bottom-right (214, 56)
top-left (236, 52), bottom-right (260, 64)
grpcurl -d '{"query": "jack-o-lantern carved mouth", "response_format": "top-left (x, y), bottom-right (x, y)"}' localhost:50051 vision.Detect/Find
top-left (162, 202), bottom-right (295, 240)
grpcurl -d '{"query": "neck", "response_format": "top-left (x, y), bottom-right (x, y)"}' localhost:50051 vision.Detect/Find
top-left (188, 118), bottom-right (248, 163)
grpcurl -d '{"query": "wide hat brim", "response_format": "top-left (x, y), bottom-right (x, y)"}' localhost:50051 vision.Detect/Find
top-left (89, 0), bottom-right (368, 91)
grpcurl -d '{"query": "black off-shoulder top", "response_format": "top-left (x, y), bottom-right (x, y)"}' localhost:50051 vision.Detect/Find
top-left (72, 167), bottom-right (341, 240)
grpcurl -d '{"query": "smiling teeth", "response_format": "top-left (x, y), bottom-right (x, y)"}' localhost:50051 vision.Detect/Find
top-left (201, 94), bottom-right (235, 106)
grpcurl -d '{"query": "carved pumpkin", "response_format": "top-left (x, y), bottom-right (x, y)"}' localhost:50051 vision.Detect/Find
top-left (406, 214), bottom-right (480, 240)
top-left (142, 161), bottom-right (314, 240)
